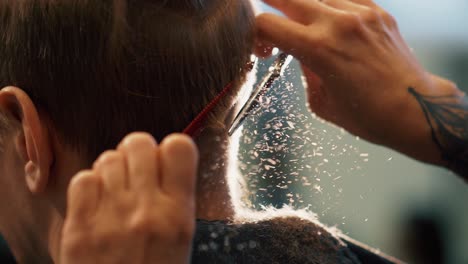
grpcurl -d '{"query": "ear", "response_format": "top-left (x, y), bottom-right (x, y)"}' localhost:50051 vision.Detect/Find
top-left (0, 86), bottom-right (53, 194)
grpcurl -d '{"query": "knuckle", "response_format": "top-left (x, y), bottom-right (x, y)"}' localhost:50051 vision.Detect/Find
top-left (129, 210), bottom-right (157, 235)
top-left (95, 150), bottom-right (123, 167)
top-left (361, 9), bottom-right (380, 24)
top-left (338, 13), bottom-right (362, 32)
top-left (122, 132), bottom-right (157, 149)
top-left (161, 134), bottom-right (198, 159)
top-left (69, 170), bottom-right (95, 191)
top-left (381, 11), bottom-right (397, 26)
top-left (361, 0), bottom-right (375, 5)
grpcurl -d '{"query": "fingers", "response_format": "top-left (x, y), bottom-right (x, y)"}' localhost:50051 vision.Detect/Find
top-left (262, 0), bottom-right (334, 24)
top-left (67, 170), bottom-right (101, 220)
top-left (94, 150), bottom-right (127, 191)
top-left (69, 132), bottom-right (197, 210)
top-left (118, 133), bottom-right (158, 192)
top-left (263, 0), bottom-right (373, 15)
top-left (63, 132), bottom-right (198, 264)
top-left (159, 134), bottom-right (198, 199)
top-left (256, 13), bottom-right (318, 58)
top-left (322, 0), bottom-right (366, 12)
top-left (347, 0), bottom-right (377, 7)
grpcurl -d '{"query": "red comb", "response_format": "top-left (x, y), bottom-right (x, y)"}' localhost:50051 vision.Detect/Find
top-left (183, 82), bottom-right (234, 137)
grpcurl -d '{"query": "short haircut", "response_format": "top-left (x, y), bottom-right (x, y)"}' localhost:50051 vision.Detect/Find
top-left (0, 0), bottom-right (255, 162)
top-left (193, 217), bottom-right (362, 263)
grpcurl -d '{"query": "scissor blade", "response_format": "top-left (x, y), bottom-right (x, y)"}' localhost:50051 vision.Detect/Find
top-left (228, 53), bottom-right (293, 136)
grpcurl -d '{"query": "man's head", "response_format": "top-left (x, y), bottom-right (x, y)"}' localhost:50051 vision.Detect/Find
top-left (0, 0), bottom-right (255, 262)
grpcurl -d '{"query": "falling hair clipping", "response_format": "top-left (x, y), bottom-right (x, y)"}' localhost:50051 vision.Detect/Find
top-left (228, 53), bottom-right (293, 136)
top-left (246, 55), bottom-right (257, 72)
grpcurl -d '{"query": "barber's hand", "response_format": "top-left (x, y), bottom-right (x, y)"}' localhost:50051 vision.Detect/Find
top-left (256, 0), bottom-right (461, 162)
top-left (60, 133), bottom-right (198, 264)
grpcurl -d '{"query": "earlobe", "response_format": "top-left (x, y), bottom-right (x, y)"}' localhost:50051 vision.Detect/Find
top-left (14, 132), bottom-right (46, 193)
top-left (0, 86), bottom-right (53, 194)
top-left (25, 161), bottom-right (45, 193)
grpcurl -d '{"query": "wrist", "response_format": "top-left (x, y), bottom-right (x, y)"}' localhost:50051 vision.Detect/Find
top-left (372, 73), bottom-right (444, 164)
top-left (386, 74), bottom-right (463, 167)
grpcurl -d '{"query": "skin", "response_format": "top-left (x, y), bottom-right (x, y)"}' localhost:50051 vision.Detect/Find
top-left (256, 0), bottom-right (466, 176)
top-left (0, 0), bottom-right (250, 261)
top-left (60, 133), bottom-right (198, 264)
top-left (3, 0), bottom-right (468, 262)
top-left (0, 86), bottom-right (198, 263)
top-left (61, 0), bottom-right (468, 261)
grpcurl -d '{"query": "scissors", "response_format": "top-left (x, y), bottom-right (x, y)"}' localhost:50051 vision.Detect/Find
top-left (228, 53), bottom-right (293, 136)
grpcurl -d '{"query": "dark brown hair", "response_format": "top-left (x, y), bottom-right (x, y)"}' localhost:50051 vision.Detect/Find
top-left (0, 0), bottom-right (255, 162)
top-left (193, 217), bottom-right (361, 264)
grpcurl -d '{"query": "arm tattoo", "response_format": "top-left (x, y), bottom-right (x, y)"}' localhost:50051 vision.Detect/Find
top-left (409, 87), bottom-right (468, 179)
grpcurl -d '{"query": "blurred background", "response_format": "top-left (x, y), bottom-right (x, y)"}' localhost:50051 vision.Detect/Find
top-left (1, 1), bottom-right (467, 263)
top-left (237, 1), bottom-right (468, 264)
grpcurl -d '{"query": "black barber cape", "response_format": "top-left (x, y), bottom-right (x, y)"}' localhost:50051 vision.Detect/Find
top-left (0, 218), bottom-right (402, 264)
top-left (193, 218), bottom-right (402, 264)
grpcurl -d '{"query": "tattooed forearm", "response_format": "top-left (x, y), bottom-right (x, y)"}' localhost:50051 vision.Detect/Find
top-left (409, 87), bottom-right (468, 180)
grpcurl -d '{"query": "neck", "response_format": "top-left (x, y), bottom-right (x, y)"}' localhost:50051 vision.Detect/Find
top-left (11, 203), bottom-right (60, 264)
top-left (42, 130), bottom-right (239, 261)
top-left (195, 128), bottom-right (235, 220)
top-left (47, 216), bottom-right (64, 264)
